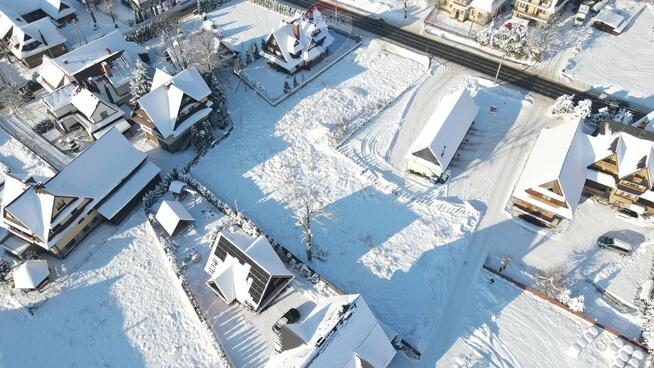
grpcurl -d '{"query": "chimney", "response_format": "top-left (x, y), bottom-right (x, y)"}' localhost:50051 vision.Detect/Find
top-left (164, 81), bottom-right (172, 90)
top-left (101, 61), bottom-right (112, 77)
top-left (38, 30), bottom-right (48, 46)
top-left (63, 59), bottom-right (68, 64)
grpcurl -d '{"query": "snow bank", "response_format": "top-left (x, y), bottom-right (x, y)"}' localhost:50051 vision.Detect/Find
top-left (0, 211), bottom-right (223, 367)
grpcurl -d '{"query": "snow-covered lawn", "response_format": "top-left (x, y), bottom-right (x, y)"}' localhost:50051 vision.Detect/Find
top-left (0, 129), bottom-right (54, 180)
top-left (440, 271), bottom-right (646, 367)
top-left (191, 34), bottom-right (483, 352)
top-left (0, 210), bottom-right (223, 367)
top-left (563, 1), bottom-right (654, 110)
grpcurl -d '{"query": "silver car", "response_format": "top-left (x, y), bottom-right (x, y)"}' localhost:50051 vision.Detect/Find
top-left (597, 236), bottom-right (633, 255)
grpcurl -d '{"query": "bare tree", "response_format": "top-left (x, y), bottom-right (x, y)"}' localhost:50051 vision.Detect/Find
top-left (159, 20), bottom-right (189, 71)
top-left (281, 160), bottom-right (332, 262)
top-left (536, 265), bottom-right (567, 299)
top-left (187, 29), bottom-right (231, 74)
top-left (292, 185), bottom-right (332, 261)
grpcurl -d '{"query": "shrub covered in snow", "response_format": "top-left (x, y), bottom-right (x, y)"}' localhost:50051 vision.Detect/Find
top-left (537, 265), bottom-right (585, 313)
top-left (0, 259), bottom-right (10, 281)
top-left (476, 23), bottom-right (533, 60)
top-left (191, 120), bottom-right (215, 154)
top-left (550, 94), bottom-right (592, 118)
top-left (248, 0), bottom-right (299, 17)
top-left (550, 94), bottom-right (575, 115)
top-left (202, 72), bottom-right (230, 130)
top-left (32, 118), bottom-right (54, 134)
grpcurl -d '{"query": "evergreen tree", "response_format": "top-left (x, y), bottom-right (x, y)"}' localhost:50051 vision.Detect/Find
top-left (251, 42), bottom-right (260, 60)
top-left (260, 37), bottom-right (266, 53)
top-left (203, 72), bottom-right (230, 129)
top-left (245, 49), bottom-right (253, 65)
top-left (129, 61), bottom-right (151, 105)
top-left (283, 80), bottom-right (291, 94)
top-left (292, 74), bottom-right (298, 88)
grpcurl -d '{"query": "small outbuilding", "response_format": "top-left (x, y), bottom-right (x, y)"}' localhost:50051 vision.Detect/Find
top-left (204, 226), bottom-right (293, 313)
top-left (405, 88), bottom-right (479, 179)
top-left (13, 259), bottom-right (50, 290)
top-left (155, 200), bottom-right (195, 236)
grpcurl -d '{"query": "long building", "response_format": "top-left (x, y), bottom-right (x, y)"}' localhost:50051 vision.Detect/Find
top-left (1, 129), bottom-right (160, 258)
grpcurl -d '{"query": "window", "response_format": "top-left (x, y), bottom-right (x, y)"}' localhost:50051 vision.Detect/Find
top-left (100, 111), bottom-right (109, 119)
top-left (55, 198), bottom-right (66, 210)
top-left (82, 225), bottom-right (90, 233)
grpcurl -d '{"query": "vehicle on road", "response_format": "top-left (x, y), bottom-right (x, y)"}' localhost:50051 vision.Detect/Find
top-left (597, 235), bottom-right (633, 255)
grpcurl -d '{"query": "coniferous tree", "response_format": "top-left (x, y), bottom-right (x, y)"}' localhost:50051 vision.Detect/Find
top-left (129, 60), bottom-right (151, 105)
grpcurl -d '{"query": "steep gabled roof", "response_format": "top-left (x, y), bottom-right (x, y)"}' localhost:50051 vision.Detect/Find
top-left (137, 67), bottom-right (211, 139)
top-left (268, 294), bottom-right (397, 368)
top-left (513, 117), bottom-right (588, 220)
top-left (408, 88), bottom-right (479, 170)
top-left (155, 200), bottom-right (195, 236)
top-left (0, 0), bottom-right (75, 22)
top-left (8, 17), bottom-right (66, 59)
top-left (3, 129), bottom-right (159, 247)
top-left (46, 31), bottom-right (145, 76)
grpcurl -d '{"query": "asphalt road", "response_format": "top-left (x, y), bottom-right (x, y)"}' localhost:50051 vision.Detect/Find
top-left (287, 0), bottom-right (645, 118)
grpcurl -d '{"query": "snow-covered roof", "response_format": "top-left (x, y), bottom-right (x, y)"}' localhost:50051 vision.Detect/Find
top-left (8, 17), bottom-right (66, 60)
top-left (13, 259), bottom-right (49, 289)
top-left (515, 0), bottom-right (566, 13)
top-left (137, 67), bottom-right (211, 139)
top-left (168, 180), bottom-right (186, 194)
top-left (513, 117), bottom-right (588, 220)
top-left (46, 31), bottom-right (146, 76)
top-left (407, 88), bottom-right (479, 171)
top-left (219, 228), bottom-right (290, 277)
top-left (3, 129), bottom-right (160, 248)
top-left (155, 200), bottom-right (195, 236)
top-left (0, 0), bottom-right (75, 23)
top-left (470, 0), bottom-right (508, 13)
top-left (263, 9), bottom-right (334, 72)
top-left (41, 83), bottom-right (76, 111)
top-left (594, 9), bottom-right (627, 29)
top-left (268, 294), bottom-right (397, 368)
top-left (206, 227), bottom-right (293, 311)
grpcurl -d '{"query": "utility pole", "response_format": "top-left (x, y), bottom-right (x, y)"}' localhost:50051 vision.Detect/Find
top-left (494, 52), bottom-right (505, 84)
top-left (403, 0), bottom-right (408, 19)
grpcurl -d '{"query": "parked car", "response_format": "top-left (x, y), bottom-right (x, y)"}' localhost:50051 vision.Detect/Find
top-left (574, 1), bottom-right (594, 26)
top-left (597, 235), bottom-right (633, 255)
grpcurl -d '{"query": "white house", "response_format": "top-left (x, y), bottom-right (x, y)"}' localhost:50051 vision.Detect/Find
top-left (405, 88), bottom-right (479, 179)
top-left (513, 0), bottom-right (568, 24)
top-left (437, 0), bottom-right (510, 25)
top-left (155, 199), bottom-right (194, 236)
top-left (1, 129), bottom-right (161, 258)
top-left (37, 31), bottom-right (149, 104)
top-left (268, 294), bottom-right (397, 368)
top-left (261, 7), bottom-right (334, 74)
top-left (132, 67), bottom-right (213, 152)
top-left (204, 226), bottom-right (293, 313)
top-left (42, 85), bottom-right (131, 139)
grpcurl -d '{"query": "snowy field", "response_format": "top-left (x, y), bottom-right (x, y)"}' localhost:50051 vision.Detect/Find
top-left (440, 271), bottom-right (646, 368)
top-left (0, 129), bottom-right (54, 180)
top-left (0, 210), bottom-right (223, 367)
top-left (563, 1), bottom-right (654, 110)
top-left (155, 191), bottom-right (337, 367)
top-left (191, 31), bottom-right (485, 352)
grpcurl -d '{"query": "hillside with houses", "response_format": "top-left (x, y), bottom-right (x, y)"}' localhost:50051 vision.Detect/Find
top-left (0, 0), bottom-right (653, 367)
